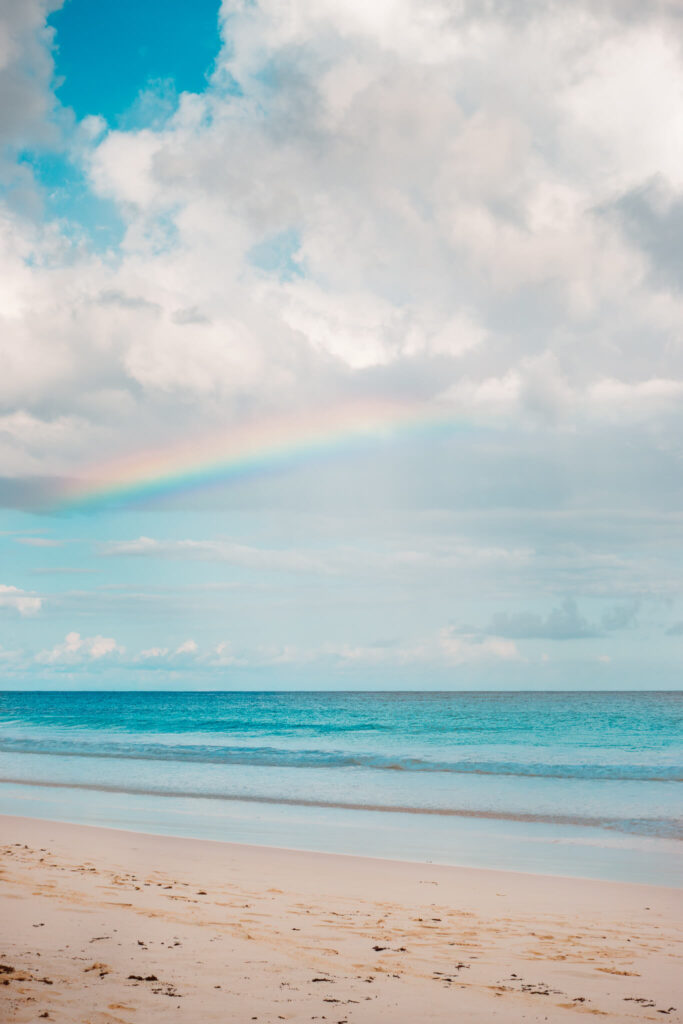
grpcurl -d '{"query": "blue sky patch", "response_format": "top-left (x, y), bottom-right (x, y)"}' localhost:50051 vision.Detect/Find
top-left (248, 229), bottom-right (304, 280)
top-left (48, 0), bottom-right (222, 124)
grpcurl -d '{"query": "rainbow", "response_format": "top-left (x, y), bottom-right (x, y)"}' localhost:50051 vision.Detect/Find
top-left (53, 398), bottom-right (466, 512)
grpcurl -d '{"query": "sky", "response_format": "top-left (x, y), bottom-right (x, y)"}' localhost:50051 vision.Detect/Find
top-left (1, 0), bottom-right (683, 690)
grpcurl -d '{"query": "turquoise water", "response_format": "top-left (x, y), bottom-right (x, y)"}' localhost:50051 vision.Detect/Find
top-left (0, 691), bottom-right (681, 884)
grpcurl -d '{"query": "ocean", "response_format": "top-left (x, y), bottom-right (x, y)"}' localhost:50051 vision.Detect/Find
top-left (0, 690), bottom-right (680, 885)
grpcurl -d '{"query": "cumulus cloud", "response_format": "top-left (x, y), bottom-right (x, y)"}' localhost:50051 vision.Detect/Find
top-left (141, 637), bottom-right (413, 668)
top-left (87, 627), bottom-right (522, 672)
top-left (210, 641), bottom-right (242, 667)
top-left (175, 638), bottom-right (199, 655)
top-left (137, 640), bottom-right (199, 662)
top-left (140, 646), bottom-right (170, 659)
top-left (0, 0), bottom-right (61, 155)
top-left (36, 630), bottom-right (124, 663)
top-left (439, 628), bottom-right (522, 665)
top-left (0, 583), bottom-right (42, 615)
top-left (0, 0), bottom-right (682, 486)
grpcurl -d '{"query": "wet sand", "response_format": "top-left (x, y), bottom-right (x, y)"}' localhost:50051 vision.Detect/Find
top-left (1, 814), bottom-right (681, 1023)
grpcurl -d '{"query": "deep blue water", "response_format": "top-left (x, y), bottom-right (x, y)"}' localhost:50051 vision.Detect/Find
top-left (0, 691), bottom-right (681, 884)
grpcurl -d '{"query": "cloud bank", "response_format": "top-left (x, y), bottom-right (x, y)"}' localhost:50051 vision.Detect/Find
top-left (1, 0), bottom-right (682, 483)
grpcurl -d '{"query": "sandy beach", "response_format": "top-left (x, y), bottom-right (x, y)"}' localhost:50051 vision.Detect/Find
top-left (1, 815), bottom-right (681, 1023)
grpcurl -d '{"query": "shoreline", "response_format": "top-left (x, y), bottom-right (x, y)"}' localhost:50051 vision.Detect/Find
top-left (2, 778), bottom-right (681, 887)
top-left (1, 814), bottom-right (681, 1023)
top-left (2, 811), bottom-right (681, 890)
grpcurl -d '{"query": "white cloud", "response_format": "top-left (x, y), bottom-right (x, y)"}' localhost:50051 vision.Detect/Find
top-left (0, 0), bottom-right (680, 487)
top-left (100, 536), bottom-right (329, 573)
top-left (15, 536), bottom-right (62, 547)
top-left (95, 627), bottom-right (520, 672)
top-left (587, 378), bottom-right (683, 417)
top-left (175, 638), bottom-right (198, 655)
top-left (140, 646), bottom-right (170, 659)
top-left (36, 631), bottom-right (124, 663)
top-left (136, 640), bottom-right (235, 666)
top-left (210, 641), bottom-right (242, 666)
top-left (561, 25), bottom-right (683, 194)
top-left (0, 583), bottom-right (42, 615)
top-left (100, 535), bottom-right (531, 576)
top-left (439, 628), bottom-right (522, 665)
top-left (242, 632), bottom-right (520, 668)
top-left (88, 635), bottom-right (119, 659)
